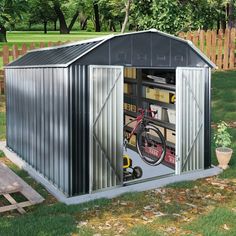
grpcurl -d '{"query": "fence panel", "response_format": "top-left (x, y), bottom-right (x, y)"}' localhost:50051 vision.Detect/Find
top-left (0, 41), bottom-right (67, 94)
top-left (179, 28), bottom-right (236, 70)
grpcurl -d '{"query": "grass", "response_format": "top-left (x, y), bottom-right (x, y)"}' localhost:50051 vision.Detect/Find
top-left (0, 70), bottom-right (235, 235)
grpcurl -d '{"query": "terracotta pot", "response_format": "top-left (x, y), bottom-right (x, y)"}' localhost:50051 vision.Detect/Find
top-left (216, 147), bottom-right (233, 170)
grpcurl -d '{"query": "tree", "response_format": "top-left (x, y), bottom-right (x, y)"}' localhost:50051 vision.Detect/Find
top-left (121, 0), bottom-right (132, 33)
top-left (52, 0), bottom-right (80, 34)
top-left (0, 0), bottom-right (27, 42)
top-left (29, 0), bottom-right (57, 34)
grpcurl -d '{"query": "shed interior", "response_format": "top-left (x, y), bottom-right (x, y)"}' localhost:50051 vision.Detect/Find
top-left (123, 67), bottom-right (176, 183)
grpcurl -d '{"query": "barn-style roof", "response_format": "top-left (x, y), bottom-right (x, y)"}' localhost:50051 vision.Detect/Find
top-left (6, 29), bottom-right (216, 69)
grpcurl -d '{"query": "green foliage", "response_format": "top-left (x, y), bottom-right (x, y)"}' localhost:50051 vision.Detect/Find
top-left (0, 0), bottom-right (28, 27)
top-left (214, 121), bottom-right (232, 148)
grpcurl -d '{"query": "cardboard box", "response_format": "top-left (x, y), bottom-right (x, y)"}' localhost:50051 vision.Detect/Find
top-left (166, 129), bottom-right (176, 144)
top-left (167, 109), bottom-right (176, 124)
top-left (148, 124), bottom-right (165, 137)
top-left (125, 115), bottom-right (136, 128)
top-left (146, 87), bottom-right (175, 104)
top-left (124, 67), bottom-right (136, 79)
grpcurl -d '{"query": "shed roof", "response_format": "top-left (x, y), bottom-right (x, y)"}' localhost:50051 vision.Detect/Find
top-left (6, 29), bottom-right (216, 69)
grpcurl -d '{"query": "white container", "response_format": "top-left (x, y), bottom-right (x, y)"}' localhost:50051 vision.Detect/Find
top-left (167, 109), bottom-right (176, 124)
top-left (150, 104), bottom-right (162, 120)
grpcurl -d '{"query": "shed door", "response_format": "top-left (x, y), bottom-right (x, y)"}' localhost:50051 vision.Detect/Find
top-left (89, 65), bottom-right (123, 192)
top-left (176, 67), bottom-right (209, 174)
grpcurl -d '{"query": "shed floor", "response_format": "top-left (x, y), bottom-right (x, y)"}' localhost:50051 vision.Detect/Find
top-left (124, 149), bottom-right (174, 183)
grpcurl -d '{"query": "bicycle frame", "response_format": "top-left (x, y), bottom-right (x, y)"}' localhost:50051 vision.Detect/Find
top-left (124, 109), bottom-right (155, 142)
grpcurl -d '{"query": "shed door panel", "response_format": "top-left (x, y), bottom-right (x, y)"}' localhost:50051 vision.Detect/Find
top-left (89, 65), bottom-right (123, 192)
top-left (176, 67), bottom-right (208, 174)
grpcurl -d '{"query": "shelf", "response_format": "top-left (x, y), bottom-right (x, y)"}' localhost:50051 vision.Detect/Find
top-left (142, 97), bottom-right (176, 110)
top-left (125, 78), bottom-right (137, 84)
top-left (142, 81), bottom-right (176, 92)
top-left (124, 110), bottom-right (137, 117)
top-left (145, 117), bottom-right (175, 130)
top-left (124, 94), bottom-right (137, 99)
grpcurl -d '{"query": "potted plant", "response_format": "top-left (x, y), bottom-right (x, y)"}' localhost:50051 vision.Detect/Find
top-left (214, 121), bottom-right (233, 170)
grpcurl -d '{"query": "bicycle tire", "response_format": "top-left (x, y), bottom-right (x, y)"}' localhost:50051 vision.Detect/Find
top-left (136, 124), bottom-right (166, 166)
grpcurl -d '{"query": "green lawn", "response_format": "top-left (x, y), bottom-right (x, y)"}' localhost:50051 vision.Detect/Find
top-left (0, 70), bottom-right (236, 235)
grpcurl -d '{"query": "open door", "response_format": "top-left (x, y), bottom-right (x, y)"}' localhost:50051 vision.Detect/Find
top-left (89, 65), bottom-right (124, 192)
top-left (176, 67), bottom-right (209, 174)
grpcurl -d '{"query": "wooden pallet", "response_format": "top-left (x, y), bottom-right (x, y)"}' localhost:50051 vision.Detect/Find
top-left (0, 161), bottom-right (44, 214)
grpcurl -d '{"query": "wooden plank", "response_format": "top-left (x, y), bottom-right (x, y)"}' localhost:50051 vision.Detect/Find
top-left (39, 42), bottom-right (45, 48)
top-left (223, 28), bottom-right (230, 69)
top-left (206, 30), bottom-right (212, 59)
top-left (186, 31), bottom-right (192, 41)
top-left (0, 200), bottom-right (32, 213)
top-left (12, 44), bottom-right (19, 60)
top-left (2, 45), bottom-right (9, 66)
top-left (200, 30), bottom-right (205, 53)
top-left (3, 193), bottom-right (26, 214)
top-left (193, 31), bottom-right (199, 47)
top-left (211, 30), bottom-right (217, 64)
top-left (178, 32), bottom-right (185, 39)
top-left (217, 30), bottom-right (223, 69)
top-left (30, 43), bottom-right (35, 50)
top-left (21, 43), bottom-right (27, 55)
top-left (229, 28), bottom-right (236, 69)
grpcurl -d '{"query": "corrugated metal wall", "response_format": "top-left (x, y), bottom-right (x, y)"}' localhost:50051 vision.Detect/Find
top-left (176, 67), bottom-right (206, 174)
top-left (6, 67), bottom-right (71, 195)
top-left (68, 65), bottom-right (89, 195)
top-left (89, 66), bottom-right (123, 192)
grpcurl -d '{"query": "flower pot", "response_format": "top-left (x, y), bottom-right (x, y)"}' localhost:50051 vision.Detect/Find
top-left (216, 147), bottom-right (233, 170)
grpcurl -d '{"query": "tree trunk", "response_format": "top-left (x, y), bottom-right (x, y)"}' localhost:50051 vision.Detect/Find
top-left (44, 21), bottom-right (47, 34)
top-left (0, 26), bottom-right (7, 42)
top-left (54, 19), bottom-right (57, 31)
top-left (93, 1), bottom-right (100, 32)
top-left (121, 0), bottom-right (132, 33)
top-left (109, 20), bottom-right (116, 32)
top-left (54, 3), bottom-right (69, 34)
top-left (68, 10), bottom-right (79, 32)
top-left (81, 17), bottom-right (88, 30)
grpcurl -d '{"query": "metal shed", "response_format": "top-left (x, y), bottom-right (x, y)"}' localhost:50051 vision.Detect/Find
top-left (5, 29), bottom-right (216, 199)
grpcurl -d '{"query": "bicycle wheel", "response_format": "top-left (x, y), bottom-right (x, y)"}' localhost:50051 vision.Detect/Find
top-left (136, 124), bottom-right (166, 166)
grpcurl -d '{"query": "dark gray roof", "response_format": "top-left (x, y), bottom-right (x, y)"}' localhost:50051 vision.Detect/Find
top-left (8, 40), bottom-right (102, 67)
top-left (6, 30), bottom-right (216, 69)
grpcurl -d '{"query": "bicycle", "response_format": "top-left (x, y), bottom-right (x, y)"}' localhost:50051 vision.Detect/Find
top-left (124, 108), bottom-right (166, 166)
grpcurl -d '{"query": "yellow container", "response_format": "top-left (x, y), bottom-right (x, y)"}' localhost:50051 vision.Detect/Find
top-left (129, 134), bottom-right (136, 146)
top-left (124, 67), bottom-right (136, 79)
top-left (124, 83), bottom-right (129, 94)
top-left (146, 87), bottom-right (174, 103)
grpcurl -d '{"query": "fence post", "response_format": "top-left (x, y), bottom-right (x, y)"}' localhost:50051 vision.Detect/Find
top-left (2, 45), bottom-right (9, 66)
top-left (193, 31), bottom-right (199, 46)
top-left (223, 28), bottom-right (230, 70)
top-left (21, 43), bottom-right (27, 55)
top-left (206, 30), bottom-right (212, 59)
top-left (39, 42), bottom-right (45, 48)
top-left (211, 30), bottom-right (217, 64)
top-left (229, 28), bottom-right (235, 69)
top-left (30, 43), bottom-right (35, 50)
top-left (200, 30), bottom-right (205, 53)
top-left (12, 44), bottom-right (19, 60)
top-left (217, 29), bottom-right (223, 69)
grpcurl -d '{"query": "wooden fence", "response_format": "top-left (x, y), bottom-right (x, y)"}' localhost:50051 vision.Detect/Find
top-left (0, 29), bottom-right (236, 94)
top-left (178, 28), bottom-right (236, 70)
top-left (0, 41), bottom-right (66, 94)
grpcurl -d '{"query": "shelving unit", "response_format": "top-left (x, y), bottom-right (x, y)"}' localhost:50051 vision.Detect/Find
top-left (123, 67), bottom-right (176, 169)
